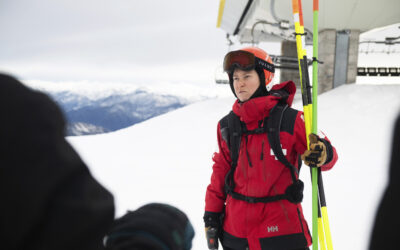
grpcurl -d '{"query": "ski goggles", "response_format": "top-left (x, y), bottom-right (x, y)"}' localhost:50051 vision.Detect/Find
top-left (223, 50), bottom-right (275, 73)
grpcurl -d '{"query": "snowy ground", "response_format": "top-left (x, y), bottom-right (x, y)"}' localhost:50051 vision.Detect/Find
top-left (68, 83), bottom-right (400, 250)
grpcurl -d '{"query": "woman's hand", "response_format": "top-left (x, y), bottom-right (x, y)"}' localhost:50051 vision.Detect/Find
top-left (301, 133), bottom-right (329, 167)
top-left (203, 211), bottom-right (223, 250)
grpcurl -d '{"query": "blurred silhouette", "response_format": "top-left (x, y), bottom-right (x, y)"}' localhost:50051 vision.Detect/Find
top-left (0, 73), bottom-right (115, 249)
top-left (369, 113), bottom-right (400, 249)
top-left (104, 203), bottom-right (195, 250)
top-left (0, 73), bottom-right (195, 250)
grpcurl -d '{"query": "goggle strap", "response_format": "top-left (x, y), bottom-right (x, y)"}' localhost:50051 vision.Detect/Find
top-left (255, 57), bottom-right (275, 73)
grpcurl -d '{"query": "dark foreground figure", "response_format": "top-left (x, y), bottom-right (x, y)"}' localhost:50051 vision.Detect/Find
top-left (0, 73), bottom-right (195, 250)
top-left (369, 114), bottom-right (400, 249)
top-left (0, 74), bottom-right (115, 249)
top-left (104, 203), bottom-right (195, 250)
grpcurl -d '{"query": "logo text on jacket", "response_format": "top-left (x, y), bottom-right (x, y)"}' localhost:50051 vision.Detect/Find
top-left (267, 225), bottom-right (279, 233)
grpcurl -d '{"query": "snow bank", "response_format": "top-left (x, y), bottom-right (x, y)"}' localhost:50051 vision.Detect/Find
top-left (68, 83), bottom-right (400, 250)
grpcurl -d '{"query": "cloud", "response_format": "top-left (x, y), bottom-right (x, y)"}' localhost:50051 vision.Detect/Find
top-left (0, 0), bottom-right (229, 83)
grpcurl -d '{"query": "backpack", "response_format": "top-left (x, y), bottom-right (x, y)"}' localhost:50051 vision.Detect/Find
top-left (220, 92), bottom-right (304, 204)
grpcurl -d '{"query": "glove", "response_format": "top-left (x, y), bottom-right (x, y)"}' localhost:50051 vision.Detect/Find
top-left (203, 212), bottom-right (223, 250)
top-left (301, 133), bottom-right (330, 167)
top-left (205, 227), bottom-right (219, 250)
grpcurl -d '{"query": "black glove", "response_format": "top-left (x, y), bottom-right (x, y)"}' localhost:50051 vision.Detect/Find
top-left (205, 227), bottom-right (219, 250)
top-left (203, 211), bottom-right (223, 250)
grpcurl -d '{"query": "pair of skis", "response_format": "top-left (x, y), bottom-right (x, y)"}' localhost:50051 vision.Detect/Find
top-left (291, 0), bottom-right (333, 250)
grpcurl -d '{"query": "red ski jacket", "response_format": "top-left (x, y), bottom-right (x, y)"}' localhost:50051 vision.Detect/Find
top-left (205, 81), bottom-right (338, 250)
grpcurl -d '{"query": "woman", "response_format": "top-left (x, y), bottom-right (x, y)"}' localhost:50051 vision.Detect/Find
top-left (204, 47), bottom-right (338, 250)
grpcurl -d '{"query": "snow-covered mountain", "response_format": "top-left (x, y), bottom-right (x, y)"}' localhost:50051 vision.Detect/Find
top-left (59, 89), bottom-right (187, 135)
top-left (68, 83), bottom-right (400, 250)
top-left (25, 80), bottom-right (231, 136)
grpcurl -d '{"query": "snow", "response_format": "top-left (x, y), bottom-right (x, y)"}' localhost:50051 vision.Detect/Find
top-left (67, 83), bottom-right (400, 250)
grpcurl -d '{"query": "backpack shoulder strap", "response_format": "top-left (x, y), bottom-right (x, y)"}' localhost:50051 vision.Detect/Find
top-left (219, 113), bottom-right (230, 147)
top-left (267, 102), bottom-right (299, 182)
top-left (219, 111), bottom-right (242, 166)
top-left (220, 111), bottom-right (242, 195)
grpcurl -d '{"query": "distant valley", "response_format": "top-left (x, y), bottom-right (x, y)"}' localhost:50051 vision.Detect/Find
top-left (44, 89), bottom-right (189, 136)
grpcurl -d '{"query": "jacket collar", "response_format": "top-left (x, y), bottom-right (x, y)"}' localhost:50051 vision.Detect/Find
top-left (232, 96), bottom-right (278, 123)
top-left (232, 81), bottom-right (296, 124)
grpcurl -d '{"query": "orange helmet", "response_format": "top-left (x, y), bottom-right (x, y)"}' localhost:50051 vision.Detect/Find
top-left (223, 47), bottom-right (275, 88)
top-left (240, 47), bottom-right (274, 87)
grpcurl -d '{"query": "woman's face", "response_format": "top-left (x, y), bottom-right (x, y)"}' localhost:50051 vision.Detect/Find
top-left (233, 68), bottom-right (261, 102)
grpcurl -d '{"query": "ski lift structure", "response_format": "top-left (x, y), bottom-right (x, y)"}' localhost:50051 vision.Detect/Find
top-left (359, 25), bottom-right (400, 54)
top-left (357, 49), bottom-right (400, 76)
top-left (359, 37), bottom-right (400, 54)
top-left (357, 67), bottom-right (400, 77)
top-left (215, 66), bottom-right (229, 84)
top-left (357, 24), bottom-right (400, 78)
top-left (216, 0), bottom-right (400, 91)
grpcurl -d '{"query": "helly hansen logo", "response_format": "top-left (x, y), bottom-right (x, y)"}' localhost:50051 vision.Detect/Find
top-left (267, 226), bottom-right (279, 233)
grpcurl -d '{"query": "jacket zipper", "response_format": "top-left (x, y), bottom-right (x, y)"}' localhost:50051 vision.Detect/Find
top-left (260, 141), bottom-right (264, 160)
top-left (245, 135), bottom-right (252, 167)
top-left (261, 140), bottom-right (267, 182)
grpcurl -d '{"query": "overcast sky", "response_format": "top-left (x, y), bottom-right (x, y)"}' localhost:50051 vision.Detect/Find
top-left (0, 0), bottom-right (244, 84)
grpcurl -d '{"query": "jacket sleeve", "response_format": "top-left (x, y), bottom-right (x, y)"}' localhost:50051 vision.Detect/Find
top-left (293, 111), bottom-right (338, 171)
top-left (318, 135), bottom-right (338, 171)
top-left (205, 122), bottom-right (232, 213)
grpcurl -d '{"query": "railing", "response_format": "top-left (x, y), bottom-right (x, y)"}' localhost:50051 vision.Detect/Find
top-left (357, 67), bottom-right (400, 76)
